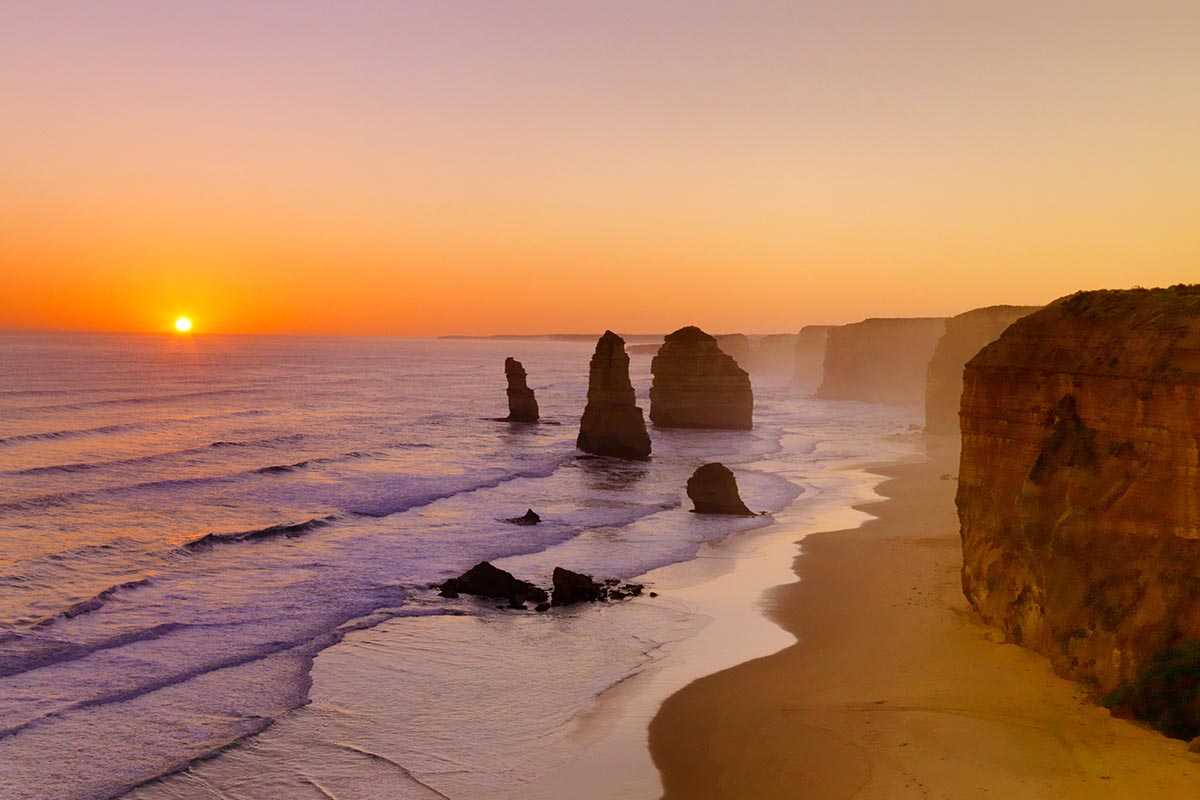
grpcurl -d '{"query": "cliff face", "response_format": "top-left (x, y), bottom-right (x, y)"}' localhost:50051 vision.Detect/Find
top-left (503, 357), bottom-right (539, 422)
top-left (816, 318), bottom-right (946, 405)
top-left (577, 331), bottom-right (652, 460)
top-left (957, 287), bottom-right (1200, 732)
top-left (792, 325), bottom-right (831, 390)
top-left (650, 326), bottom-right (753, 429)
top-left (924, 306), bottom-right (1040, 434)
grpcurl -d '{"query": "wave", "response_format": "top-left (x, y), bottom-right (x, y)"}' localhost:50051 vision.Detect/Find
top-left (0, 422), bottom-right (142, 447)
top-left (1, 435), bottom-right (307, 477)
top-left (0, 621), bottom-right (186, 680)
top-left (29, 577), bottom-right (154, 629)
top-left (0, 409), bottom-right (272, 449)
top-left (179, 515), bottom-right (341, 551)
top-left (5, 387), bottom-right (262, 416)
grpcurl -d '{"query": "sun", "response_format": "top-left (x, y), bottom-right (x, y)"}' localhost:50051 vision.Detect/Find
top-left (174, 317), bottom-right (193, 333)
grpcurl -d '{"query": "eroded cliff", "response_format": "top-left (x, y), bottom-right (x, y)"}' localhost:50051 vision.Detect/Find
top-left (816, 317), bottom-right (946, 405)
top-left (957, 286), bottom-right (1200, 737)
top-left (924, 306), bottom-right (1039, 434)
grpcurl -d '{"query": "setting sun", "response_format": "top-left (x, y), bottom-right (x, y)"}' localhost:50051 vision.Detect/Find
top-left (174, 317), bottom-right (193, 333)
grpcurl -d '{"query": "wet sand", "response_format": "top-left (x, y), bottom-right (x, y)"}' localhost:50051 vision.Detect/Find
top-left (649, 441), bottom-right (1200, 799)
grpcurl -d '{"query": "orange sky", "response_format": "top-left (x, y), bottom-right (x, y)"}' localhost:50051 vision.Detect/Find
top-left (2, 2), bottom-right (1198, 336)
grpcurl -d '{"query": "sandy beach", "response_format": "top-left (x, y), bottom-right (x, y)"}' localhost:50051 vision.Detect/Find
top-left (649, 439), bottom-right (1200, 799)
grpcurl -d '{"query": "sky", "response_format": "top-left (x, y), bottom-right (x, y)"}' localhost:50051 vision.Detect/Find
top-left (2, 1), bottom-right (1198, 336)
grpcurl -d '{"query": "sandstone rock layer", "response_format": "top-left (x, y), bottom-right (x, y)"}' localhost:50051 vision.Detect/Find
top-left (504, 357), bottom-right (539, 422)
top-left (956, 286), bottom-right (1200, 733)
top-left (650, 326), bottom-right (753, 429)
top-left (686, 463), bottom-right (754, 516)
top-left (816, 317), bottom-right (945, 405)
top-left (924, 306), bottom-right (1039, 434)
top-left (577, 331), bottom-right (652, 460)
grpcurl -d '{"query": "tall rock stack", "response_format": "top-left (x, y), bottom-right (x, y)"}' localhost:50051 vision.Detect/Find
top-left (503, 357), bottom-right (539, 422)
top-left (957, 287), bottom-right (1200, 736)
top-left (650, 326), bottom-right (753, 429)
top-left (577, 331), bottom-right (652, 460)
top-left (924, 306), bottom-right (1039, 434)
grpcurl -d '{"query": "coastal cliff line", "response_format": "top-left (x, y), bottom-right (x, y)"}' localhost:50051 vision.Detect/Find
top-left (957, 286), bottom-right (1200, 738)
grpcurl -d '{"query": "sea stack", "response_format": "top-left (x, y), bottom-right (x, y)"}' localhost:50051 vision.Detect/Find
top-left (686, 463), bottom-right (754, 516)
top-left (650, 326), bottom-right (753, 429)
top-left (816, 317), bottom-right (946, 406)
top-left (957, 286), bottom-right (1200, 737)
top-left (577, 331), bottom-right (652, 460)
top-left (503, 357), bottom-right (539, 422)
top-left (923, 306), bottom-right (1039, 434)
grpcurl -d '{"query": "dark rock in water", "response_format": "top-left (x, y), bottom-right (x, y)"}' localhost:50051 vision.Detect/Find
top-left (438, 587), bottom-right (460, 599)
top-left (534, 602), bottom-right (551, 613)
top-left (506, 508), bottom-right (541, 525)
top-left (625, 583), bottom-right (644, 597)
top-left (439, 561), bottom-right (544, 604)
top-left (551, 566), bottom-right (604, 606)
top-left (577, 331), bottom-right (652, 460)
top-left (525, 586), bottom-right (549, 604)
top-left (504, 357), bottom-right (539, 422)
top-left (650, 326), bottom-right (753, 429)
top-left (686, 463), bottom-right (754, 516)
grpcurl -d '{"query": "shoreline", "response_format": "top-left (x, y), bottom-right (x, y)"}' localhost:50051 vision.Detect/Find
top-left (515, 435), bottom-right (916, 798)
top-left (648, 439), bottom-right (1200, 798)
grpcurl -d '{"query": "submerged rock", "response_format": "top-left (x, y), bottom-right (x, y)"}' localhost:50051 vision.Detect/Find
top-left (686, 463), bottom-right (754, 516)
top-left (505, 508), bottom-right (541, 525)
top-left (650, 326), bottom-right (753, 429)
top-left (577, 331), bottom-right (652, 460)
top-left (503, 357), bottom-right (539, 422)
top-left (439, 561), bottom-right (545, 604)
top-left (551, 567), bottom-right (604, 606)
top-left (957, 286), bottom-right (1200, 739)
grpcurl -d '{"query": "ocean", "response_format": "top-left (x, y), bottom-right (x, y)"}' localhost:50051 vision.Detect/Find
top-left (0, 333), bottom-right (916, 799)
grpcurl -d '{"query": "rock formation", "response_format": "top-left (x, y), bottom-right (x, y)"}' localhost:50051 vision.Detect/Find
top-left (750, 333), bottom-right (799, 376)
top-left (505, 508), bottom-right (541, 525)
top-left (438, 561), bottom-right (548, 605)
top-left (816, 317), bottom-right (946, 405)
top-left (792, 325), bottom-right (832, 390)
top-left (551, 567), bottom-right (603, 606)
top-left (577, 331), bottom-right (652, 460)
top-left (714, 334), bottom-right (752, 371)
top-left (686, 463), bottom-right (754, 516)
top-left (956, 286), bottom-right (1200, 738)
top-left (650, 326), bottom-right (753, 429)
top-left (924, 306), bottom-right (1039, 435)
top-left (503, 357), bottom-right (539, 422)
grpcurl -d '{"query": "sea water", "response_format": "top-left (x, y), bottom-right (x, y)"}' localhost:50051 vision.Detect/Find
top-left (0, 333), bottom-right (914, 799)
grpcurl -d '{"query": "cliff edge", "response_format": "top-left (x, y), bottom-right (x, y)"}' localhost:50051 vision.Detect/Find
top-left (924, 306), bottom-right (1039, 434)
top-left (957, 286), bottom-right (1200, 737)
top-left (816, 317), bottom-right (946, 406)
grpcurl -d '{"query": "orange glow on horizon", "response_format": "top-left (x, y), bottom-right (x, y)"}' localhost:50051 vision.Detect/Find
top-left (2, 4), bottom-right (1198, 337)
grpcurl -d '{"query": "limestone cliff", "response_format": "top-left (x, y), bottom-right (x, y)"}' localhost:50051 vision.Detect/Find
top-left (816, 317), bottom-right (946, 405)
top-left (957, 286), bottom-right (1200, 737)
top-left (751, 334), bottom-right (800, 377)
top-left (577, 331), bottom-right (652, 460)
top-left (650, 326), bottom-right (753, 429)
top-left (924, 306), bottom-right (1039, 434)
top-left (503, 357), bottom-right (539, 422)
top-left (792, 325), bottom-right (831, 390)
